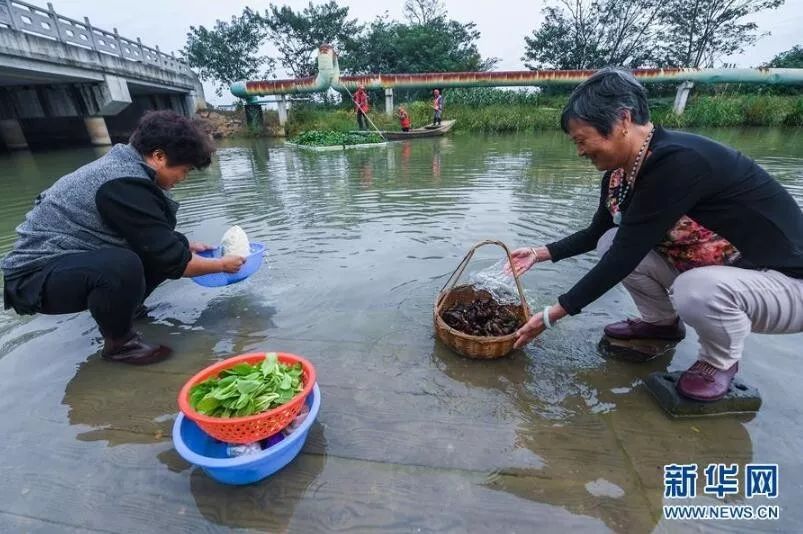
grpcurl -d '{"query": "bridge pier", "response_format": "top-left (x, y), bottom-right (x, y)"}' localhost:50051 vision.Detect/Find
top-left (385, 88), bottom-right (394, 116)
top-left (277, 95), bottom-right (288, 126)
top-left (0, 118), bottom-right (28, 150)
top-left (673, 81), bottom-right (695, 115)
top-left (84, 116), bottom-right (111, 146)
top-left (244, 104), bottom-right (264, 132)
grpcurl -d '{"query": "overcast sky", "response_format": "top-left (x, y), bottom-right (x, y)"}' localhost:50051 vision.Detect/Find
top-left (31, 0), bottom-right (803, 103)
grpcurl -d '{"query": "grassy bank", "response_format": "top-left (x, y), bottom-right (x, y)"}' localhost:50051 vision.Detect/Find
top-left (276, 92), bottom-right (803, 137)
top-left (653, 94), bottom-right (803, 128)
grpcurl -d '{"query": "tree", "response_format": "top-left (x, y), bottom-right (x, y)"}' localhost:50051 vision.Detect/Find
top-left (660, 0), bottom-right (785, 68)
top-left (341, 15), bottom-right (497, 102)
top-left (522, 0), bottom-right (785, 70)
top-left (344, 15), bottom-right (498, 75)
top-left (522, 0), bottom-right (665, 70)
top-left (766, 45), bottom-right (803, 68)
top-left (263, 1), bottom-right (362, 78)
top-left (183, 8), bottom-right (274, 97)
top-left (403, 0), bottom-right (446, 25)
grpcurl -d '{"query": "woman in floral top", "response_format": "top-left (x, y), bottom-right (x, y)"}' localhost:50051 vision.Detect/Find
top-left (506, 68), bottom-right (803, 403)
top-left (606, 167), bottom-right (741, 272)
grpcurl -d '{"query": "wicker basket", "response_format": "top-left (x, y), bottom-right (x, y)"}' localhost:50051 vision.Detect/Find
top-left (434, 240), bottom-right (532, 359)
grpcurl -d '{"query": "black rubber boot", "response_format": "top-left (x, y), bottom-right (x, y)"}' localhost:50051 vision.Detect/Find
top-left (102, 331), bottom-right (172, 365)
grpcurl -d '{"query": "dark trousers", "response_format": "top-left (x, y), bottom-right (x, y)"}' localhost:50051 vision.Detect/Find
top-left (433, 111), bottom-right (442, 125)
top-left (4, 248), bottom-right (166, 338)
top-left (357, 110), bottom-right (367, 130)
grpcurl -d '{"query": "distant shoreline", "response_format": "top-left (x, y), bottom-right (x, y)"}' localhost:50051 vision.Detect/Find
top-left (205, 94), bottom-right (803, 139)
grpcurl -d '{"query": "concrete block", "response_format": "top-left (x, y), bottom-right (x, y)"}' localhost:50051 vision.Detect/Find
top-left (96, 75), bottom-right (131, 115)
top-left (644, 371), bottom-right (761, 417)
top-left (598, 336), bottom-right (676, 363)
top-left (72, 77), bottom-right (131, 116)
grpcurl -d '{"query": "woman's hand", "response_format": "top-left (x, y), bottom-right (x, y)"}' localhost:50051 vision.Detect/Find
top-left (513, 311), bottom-right (547, 349)
top-left (505, 246), bottom-right (550, 277)
top-left (220, 255), bottom-right (246, 273)
top-left (183, 254), bottom-right (243, 277)
top-left (513, 304), bottom-right (567, 349)
top-left (189, 241), bottom-right (214, 253)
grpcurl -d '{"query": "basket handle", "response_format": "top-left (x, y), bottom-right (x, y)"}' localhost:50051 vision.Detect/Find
top-left (436, 240), bottom-right (531, 321)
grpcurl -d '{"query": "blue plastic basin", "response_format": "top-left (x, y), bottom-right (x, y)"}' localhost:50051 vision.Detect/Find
top-left (173, 383), bottom-right (320, 485)
top-left (191, 242), bottom-right (265, 287)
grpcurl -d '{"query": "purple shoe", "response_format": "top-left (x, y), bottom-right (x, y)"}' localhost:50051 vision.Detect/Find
top-left (677, 360), bottom-right (739, 402)
top-left (604, 318), bottom-right (686, 342)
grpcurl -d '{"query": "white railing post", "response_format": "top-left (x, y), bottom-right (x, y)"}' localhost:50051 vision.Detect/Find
top-left (2, 0), bottom-right (188, 73)
top-left (137, 37), bottom-right (145, 62)
top-left (83, 16), bottom-right (99, 52)
top-left (5, 0), bottom-right (20, 30)
top-left (47, 2), bottom-right (65, 42)
top-left (113, 27), bottom-right (124, 58)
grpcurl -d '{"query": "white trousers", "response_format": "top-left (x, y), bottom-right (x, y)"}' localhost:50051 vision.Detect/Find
top-left (597, 229), bottom-right (803, 369)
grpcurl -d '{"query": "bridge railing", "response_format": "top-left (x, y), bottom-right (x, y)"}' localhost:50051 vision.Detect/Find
top-left (0, 0), bottom-right (190, 75)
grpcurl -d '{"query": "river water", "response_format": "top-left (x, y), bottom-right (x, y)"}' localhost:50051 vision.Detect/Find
top-left (0, 128), bottom-right (801, 532)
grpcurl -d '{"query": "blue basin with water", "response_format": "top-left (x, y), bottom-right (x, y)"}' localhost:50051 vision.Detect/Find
top-left (173, 383), bottom-right (320, 485)
top-left (191, 242), bottom-right (266, 287)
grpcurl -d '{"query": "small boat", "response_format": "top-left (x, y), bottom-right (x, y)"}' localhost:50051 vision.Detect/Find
top-left (374, 120), bottom-right (456, 140)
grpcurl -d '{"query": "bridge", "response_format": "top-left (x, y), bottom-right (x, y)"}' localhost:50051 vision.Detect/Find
top-left (0, 0), bottom-right (205, 149)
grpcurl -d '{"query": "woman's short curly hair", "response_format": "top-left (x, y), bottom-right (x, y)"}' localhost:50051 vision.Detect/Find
top-left (129, 110), bottom-right (215, 169)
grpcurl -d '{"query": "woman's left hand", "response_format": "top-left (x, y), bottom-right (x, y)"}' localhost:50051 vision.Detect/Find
top-left (513, 311), bottom-right (547, 349)
top-left (189, 241), bottom-right (214, 253)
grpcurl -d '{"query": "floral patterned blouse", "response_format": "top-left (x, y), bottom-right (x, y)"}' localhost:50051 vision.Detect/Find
top-left (607, 167), bottom-right (740, 272)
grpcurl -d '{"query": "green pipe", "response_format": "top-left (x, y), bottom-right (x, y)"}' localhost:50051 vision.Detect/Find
top-left (230, 47), bottom-right (803, 98)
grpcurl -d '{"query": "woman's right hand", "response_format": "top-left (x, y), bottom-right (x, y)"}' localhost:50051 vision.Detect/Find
top-left (505, 246), bottom-right (549, 277)
top-left (220, 255), bottom-right (246, 273)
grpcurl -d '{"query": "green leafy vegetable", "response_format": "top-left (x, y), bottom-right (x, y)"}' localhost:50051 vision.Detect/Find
top-left (290, 129), bottom-right (383, 146)
top-left (189, 353), bottom-right (304, 418)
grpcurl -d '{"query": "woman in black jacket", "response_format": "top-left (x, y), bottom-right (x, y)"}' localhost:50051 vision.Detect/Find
top-left (509, 69), bottom-right (803, 401)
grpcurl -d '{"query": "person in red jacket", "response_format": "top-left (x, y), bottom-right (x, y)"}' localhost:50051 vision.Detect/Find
top-left (353, 84), bottom-right (370, 130)
top-left (395, 106), bottom-right (412, 132)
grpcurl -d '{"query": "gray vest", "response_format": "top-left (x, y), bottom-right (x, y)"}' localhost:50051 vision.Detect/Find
top-left (2, 144), bottom-right (160, 277)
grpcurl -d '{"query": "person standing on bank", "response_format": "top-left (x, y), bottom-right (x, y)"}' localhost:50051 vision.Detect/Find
top-left (432, 89), bottom-right (444, 126)
top-left (353, 83), bottom-right (370, 130)
top-left (507, 68), bottom-right (803, 402)
top-left (2, 111), bottom-right (246, 365)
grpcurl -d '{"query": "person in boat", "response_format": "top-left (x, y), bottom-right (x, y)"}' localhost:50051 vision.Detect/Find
top-left (507, 68), bottom-right (803, 402)
top-left (432, 89), bottom-right (444, 126)
top-left (353, 84), bottom-right (370, 130)
top-left (1, 111), bottom-right (246, 365)
top-left (395, 105), bottom-right (412, 132)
